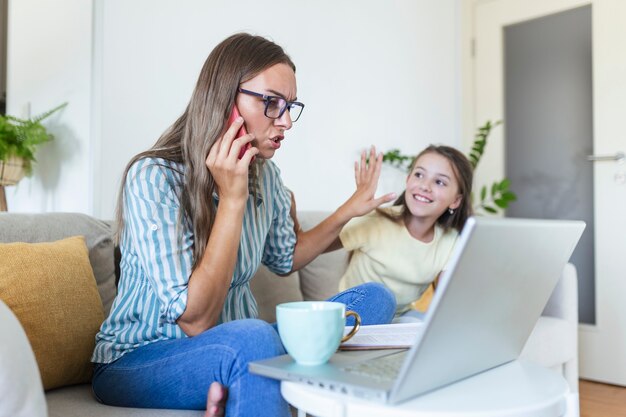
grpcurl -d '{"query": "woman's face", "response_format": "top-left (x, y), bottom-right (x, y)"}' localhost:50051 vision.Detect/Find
top-left (236, 63), bottom-right (297, 160)
top-left (404, 152), bottom-right (462, 220)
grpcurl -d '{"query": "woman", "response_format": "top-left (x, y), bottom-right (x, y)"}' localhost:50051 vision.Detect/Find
top-left (91, 33), bottom-right (397, 417)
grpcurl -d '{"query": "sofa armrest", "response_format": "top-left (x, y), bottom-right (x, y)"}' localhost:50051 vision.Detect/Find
top-left (541, 262), bottom-right (579, 394)
top-left (0, 300), bottom-right (47, 417)
top-left (542, 263), bottom-right (578, 323)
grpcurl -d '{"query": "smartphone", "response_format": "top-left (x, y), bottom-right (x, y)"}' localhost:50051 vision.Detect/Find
top-left (227, 105), bottom-right (252, 159)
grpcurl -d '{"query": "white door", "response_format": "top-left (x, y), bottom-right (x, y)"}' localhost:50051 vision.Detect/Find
top-left (470, 0), bottom-right (626, 385)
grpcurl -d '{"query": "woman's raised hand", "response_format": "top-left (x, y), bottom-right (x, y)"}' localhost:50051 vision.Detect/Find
top-left (205, 117), bottom-right (258, 203)
top-left (339, 146), bottom-right (397, 219)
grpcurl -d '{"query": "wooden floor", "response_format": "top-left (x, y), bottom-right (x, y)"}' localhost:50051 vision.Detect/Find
top-left (580, 379), bottom-right (626, 417)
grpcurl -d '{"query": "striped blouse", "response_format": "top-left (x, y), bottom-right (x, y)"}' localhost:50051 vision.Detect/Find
top-left (92, 157), bottom-right (296, 364)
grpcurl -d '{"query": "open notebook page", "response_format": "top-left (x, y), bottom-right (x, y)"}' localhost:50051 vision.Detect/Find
top-left (340, 322), bottom-right (424, 350)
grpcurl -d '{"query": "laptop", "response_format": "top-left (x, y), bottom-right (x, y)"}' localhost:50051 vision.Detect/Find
top-left (249, 216), bottom-right (585, 404)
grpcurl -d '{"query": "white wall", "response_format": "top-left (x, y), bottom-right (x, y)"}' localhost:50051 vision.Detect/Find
top-left (7, 0), bottom-right (462, 219)
top-left (6, 0), bottom-right (93, 213)
top-left (0, 0), bottom-right (7, 97)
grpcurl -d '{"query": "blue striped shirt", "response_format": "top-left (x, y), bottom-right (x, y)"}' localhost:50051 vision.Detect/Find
top-left (92, 157), bottom-right (296, 364)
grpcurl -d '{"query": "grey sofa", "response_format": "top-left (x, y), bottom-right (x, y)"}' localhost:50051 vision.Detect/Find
top-left (0, 212), bottom-right (580, 416)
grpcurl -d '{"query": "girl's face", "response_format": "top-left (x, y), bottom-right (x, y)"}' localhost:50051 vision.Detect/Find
top-left (404, 152), bottom-right (463, 221)
top-left (236, 63), bottom-right (297, 160)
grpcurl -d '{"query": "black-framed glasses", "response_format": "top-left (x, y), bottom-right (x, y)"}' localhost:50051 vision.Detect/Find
top-left (237, 88), bottom-right (305, 122)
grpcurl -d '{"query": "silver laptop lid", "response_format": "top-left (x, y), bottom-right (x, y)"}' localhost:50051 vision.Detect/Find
top-left (389, 216), bottom-right (585, 403)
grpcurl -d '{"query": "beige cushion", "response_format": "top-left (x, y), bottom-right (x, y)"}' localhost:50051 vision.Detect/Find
top-left (298, 250), bottom-right (347, 301)
top-left (250, 265), bottom-right (302, 322)
top-left (295, 211), bottom-right (349, 301)
top-left (0, 236), bottom-right (105, 390)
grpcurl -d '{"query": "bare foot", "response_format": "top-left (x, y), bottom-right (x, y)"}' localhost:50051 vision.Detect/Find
top-left (204, 382), bottom-right (228, 417)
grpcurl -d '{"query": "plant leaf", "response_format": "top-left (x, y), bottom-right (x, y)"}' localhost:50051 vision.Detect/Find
top-left (494, 198), bottom-right (508, 209)
top-left (503, 191), bottom-right (517, 201)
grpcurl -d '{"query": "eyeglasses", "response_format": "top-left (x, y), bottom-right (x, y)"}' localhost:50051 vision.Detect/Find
top-left (237, 88), bottom-right (305, 122)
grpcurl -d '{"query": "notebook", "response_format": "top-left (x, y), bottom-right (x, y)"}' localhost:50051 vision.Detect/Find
top-left (249, 216), bottom-right (585, 404)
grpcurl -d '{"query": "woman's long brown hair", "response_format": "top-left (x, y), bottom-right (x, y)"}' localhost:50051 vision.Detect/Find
top-left (114, 33), bottom-right (296, 269)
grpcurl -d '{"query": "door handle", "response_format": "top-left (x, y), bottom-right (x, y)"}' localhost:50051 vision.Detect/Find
top-left (587, 152), bottom-right (625, 163)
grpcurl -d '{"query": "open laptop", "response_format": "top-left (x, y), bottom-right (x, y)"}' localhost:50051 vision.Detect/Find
top-left (249, 216), bottom-right (585, 404)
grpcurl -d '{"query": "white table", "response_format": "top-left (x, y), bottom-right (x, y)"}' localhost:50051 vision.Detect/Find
top-left (281, 360), bottom-right (571, 417)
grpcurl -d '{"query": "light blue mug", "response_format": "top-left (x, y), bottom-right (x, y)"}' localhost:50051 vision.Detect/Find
top-left (276, 301), bottom-right (361, 366)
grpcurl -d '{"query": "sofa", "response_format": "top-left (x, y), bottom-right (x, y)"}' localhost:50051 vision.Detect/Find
top-left (0, 211), bottom-right (580, 417)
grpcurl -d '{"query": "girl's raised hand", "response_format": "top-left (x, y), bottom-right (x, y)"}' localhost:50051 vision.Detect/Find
top-left (205, 117), bottom-right (259, 203)
top-left (339, 146), bottom-right (396, 219)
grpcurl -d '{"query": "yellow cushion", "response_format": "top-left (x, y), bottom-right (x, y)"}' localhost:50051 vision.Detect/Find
top-left (0, 236), bottom-right (104, 390)
top-left (411, 283), bottom-right (435, 312)
top-left (411, 275), bottom-right (441, 313)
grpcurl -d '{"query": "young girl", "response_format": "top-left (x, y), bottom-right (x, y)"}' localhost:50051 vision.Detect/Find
top-left (337, 145), bottom-right (474, 317)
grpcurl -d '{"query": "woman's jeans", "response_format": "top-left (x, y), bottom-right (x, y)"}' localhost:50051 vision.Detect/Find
top-left (92, 282), bottom-right (396, 416)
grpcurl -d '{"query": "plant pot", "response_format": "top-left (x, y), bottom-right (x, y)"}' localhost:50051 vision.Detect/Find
top-left (0, 155), bottom-right (26, 186)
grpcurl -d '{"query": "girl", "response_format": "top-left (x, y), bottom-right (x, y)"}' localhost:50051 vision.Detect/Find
top-left (91, 33), bottom-right (397, 417)
top-left (337, 145), bottom-right (474, 318)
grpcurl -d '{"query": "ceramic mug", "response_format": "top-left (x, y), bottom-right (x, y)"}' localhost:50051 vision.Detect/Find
top-left (276, 301), bottom-right (361, 366)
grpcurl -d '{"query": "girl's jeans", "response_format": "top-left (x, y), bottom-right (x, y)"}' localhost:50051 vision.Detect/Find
top-left (92, 282), bottom-right (396, 416)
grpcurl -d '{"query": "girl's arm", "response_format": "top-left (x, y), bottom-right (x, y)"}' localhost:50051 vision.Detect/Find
top-left (290, 147), bottom-right (396, 272)
top-left (177, 119), bottom-right (258, 336)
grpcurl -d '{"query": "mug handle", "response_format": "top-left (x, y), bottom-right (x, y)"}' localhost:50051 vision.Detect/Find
top-left (341, 311), bottom-right (361, 343)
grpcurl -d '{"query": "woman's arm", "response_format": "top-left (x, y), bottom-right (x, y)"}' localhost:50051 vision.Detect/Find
top-left (290, 147), bottom-right (396, 271)
top-left (178, 200), bottom-right (246, 336)
top-left (177, 118), bottom-right (258, 336)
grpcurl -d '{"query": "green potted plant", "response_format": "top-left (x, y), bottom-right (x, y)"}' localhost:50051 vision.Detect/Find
top-left (382, 120), bottom-right (516, 215)
top-left (0, 103), bottom-right (67, 186)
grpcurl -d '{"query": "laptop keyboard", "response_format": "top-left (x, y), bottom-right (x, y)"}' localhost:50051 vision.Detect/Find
top-left (342, 351), bottom-right (407, 382)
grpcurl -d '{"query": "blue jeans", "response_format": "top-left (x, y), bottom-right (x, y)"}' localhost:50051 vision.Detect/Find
top-left (326, 282), bottom-right (396, 326)
top-left (92, 282), bottom-right (396, 416)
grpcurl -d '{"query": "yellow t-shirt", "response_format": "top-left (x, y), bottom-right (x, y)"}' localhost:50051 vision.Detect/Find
top-left (338, 206), bottom-right (458, 315)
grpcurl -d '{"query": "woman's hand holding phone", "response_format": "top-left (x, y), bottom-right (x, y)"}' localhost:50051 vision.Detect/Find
top-left (205, 106), bottom-right (258, 203)
top-left (227, 105), bottom-right (254, 160)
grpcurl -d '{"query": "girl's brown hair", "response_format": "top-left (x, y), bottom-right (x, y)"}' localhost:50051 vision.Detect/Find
top-left (378, 145), bottom-right (474, 232)
top-left (114, 33), bottom-right (296, 268)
